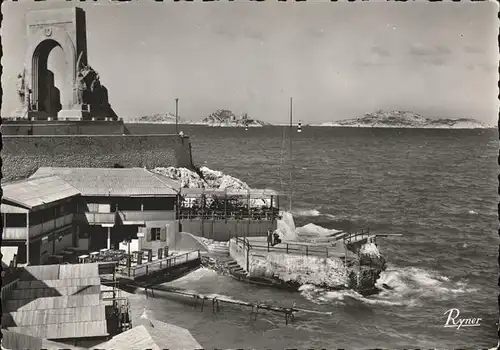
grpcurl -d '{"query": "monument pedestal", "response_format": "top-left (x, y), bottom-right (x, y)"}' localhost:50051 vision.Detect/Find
top-left (10, 106), bottom-right (29, 120)
top-left (58, 105), bottom-right (91, 121)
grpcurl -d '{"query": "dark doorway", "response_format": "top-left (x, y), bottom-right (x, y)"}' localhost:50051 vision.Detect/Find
top-left (32, 39), bottom-right (65, 118)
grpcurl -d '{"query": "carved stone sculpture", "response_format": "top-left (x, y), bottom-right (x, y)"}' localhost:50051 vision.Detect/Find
top-left (74, 72), bottom-right (86, 105)
top-left (16, 71), bottom-right (26, 105)
top-left (90, 73), bottom-right (101, 92)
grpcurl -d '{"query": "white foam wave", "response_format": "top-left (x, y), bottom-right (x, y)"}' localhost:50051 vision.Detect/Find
top-left (291, 208), bottom-right (337, 220)
top-left (295, 223), bottom-right (342, 239)
top-left (292, 208), bottom-right (321, 217)
top-left (300, 266), bottom-right (478, 308)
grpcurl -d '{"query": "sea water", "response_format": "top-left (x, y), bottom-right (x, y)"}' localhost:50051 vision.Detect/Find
top-left (126, 124), bottom-right (498, 348)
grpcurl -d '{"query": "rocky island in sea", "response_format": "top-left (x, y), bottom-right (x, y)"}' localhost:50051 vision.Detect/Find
top-left (314, 110), bottom-right (491, 129)
top-left (130, 109), bottom-right (269, 127)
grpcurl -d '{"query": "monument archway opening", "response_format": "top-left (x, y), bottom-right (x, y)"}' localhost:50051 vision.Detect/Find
top-left (32, 38), bottom-right (65, 117)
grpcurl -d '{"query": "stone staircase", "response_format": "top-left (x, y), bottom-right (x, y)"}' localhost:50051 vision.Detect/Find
top-left (226, 259), bottom-right (247, 279)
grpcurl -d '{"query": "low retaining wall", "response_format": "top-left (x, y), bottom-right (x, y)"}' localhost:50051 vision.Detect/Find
top-left (180, 220), bottom-right (275, 241)
top-left (229, 238), bottom-right (348, 287)
top-left (1, 134), bottom-right (195, 182)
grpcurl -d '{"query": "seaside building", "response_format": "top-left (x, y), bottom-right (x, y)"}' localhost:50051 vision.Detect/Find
top-left (2, 167), bottom-right (281, 266)
top-left (2, 168), bottom-right (180, 266)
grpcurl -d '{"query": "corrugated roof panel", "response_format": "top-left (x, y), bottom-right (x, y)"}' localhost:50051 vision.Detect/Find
top-left (21, 265), bottom-right (60, 281)
top-left (31, 167), bottom-right (179, 197)
top-left (3, 176), bottom-right (81, 209)
top-left (99, 319), bottom-right (202, 350)
top-left (4, 305), bottom-right (106, 327)
top-left (58, 263), bottom-right (100, 279)
top-left (8, 285), bottom-right (101, 300)
top-left (2, 295), bottom-right (101, 313)
top-left (17, 277), bottom-right (101, 290)
top-left (8, 320), bottom-right (109, 339)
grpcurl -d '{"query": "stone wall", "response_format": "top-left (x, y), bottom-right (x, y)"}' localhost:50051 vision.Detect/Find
top-left (1, 134), bottom-right (195, 182)
top-left (1, 120), bottom-right (129, 135)
top-left (228, 237), bottom-right (348, 287)
top-left (180, 219), bottom-right (276, 241)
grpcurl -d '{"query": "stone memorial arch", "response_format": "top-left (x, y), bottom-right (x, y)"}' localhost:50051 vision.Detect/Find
top-left (14, 7), bottom-right (117, 121)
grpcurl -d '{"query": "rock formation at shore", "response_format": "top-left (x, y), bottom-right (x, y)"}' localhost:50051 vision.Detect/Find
top-left (151, 166), bottom-right (250, 190)
top-left (315, 110), bottom-right (490, 129)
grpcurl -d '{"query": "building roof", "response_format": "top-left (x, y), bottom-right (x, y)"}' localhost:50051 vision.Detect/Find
top-left (2, 176), bottom-right (81, 209)
top-left (180, 187), bottom-right (280, 198)
top-left (7, 320), bottom-right (108, 340)
top-left (95, 317), bottom-right (202, 350)
top-left (31, 167), bottom-right (180, 197)
top-left (1, 330), bottom-right (87, 350)
top-left (2, 263), bottom-right (109, 340)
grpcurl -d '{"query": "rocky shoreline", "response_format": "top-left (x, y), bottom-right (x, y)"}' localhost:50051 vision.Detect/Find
top-left (201, 249), bottom-right (385, 296)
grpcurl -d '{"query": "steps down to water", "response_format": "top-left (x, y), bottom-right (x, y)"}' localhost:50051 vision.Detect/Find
top-left (226, 259), bottom-right (247, 278)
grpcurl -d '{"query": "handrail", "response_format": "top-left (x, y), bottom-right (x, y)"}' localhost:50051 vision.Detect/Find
top-left (343, 228), bottom-right (371, 245)
top-left (1, 279), bottom-right (19, 301)
top-left (129, 250), bottom-right (200, 277)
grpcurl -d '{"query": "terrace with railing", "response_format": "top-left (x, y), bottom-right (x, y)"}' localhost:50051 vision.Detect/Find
top-left (234, 236), bottom-right (338, 258)
top-left (179, 188), bottom-right (281, 221)
top-left (343, 228), bottom-right (373, 245)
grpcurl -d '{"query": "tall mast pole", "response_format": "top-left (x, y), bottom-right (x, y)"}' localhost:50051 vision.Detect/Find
top-left (175, 98), bottom-right (179, 134)
top-left (289, 97), bottom-right (293, 212)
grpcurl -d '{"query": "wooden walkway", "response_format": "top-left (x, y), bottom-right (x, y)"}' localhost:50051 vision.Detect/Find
top-left (115, 250), bottom-right (201, 279)
top-left (129, 284), bottom-right (332, 325)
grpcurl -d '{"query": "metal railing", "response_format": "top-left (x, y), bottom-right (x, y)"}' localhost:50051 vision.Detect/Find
top-left (1, 278), bottom-right (19, 301)
top-left (179, 208), bottom-right (281, 221)
top-left (239, 237), bottom-right (333, 258)
top-left (343, 228), bottom-right (371, 245)
top-left (129, 250), bottom-right (201, 277)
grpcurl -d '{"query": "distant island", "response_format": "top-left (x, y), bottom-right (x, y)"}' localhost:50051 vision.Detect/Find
top-left (129, 109), bottom-right (270, 127)
top-left (313, 110), bottom-right (492, 129)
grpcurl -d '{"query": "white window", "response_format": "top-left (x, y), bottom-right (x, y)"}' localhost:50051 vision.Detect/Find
top-left (97, 204), bottom-right (111, 213)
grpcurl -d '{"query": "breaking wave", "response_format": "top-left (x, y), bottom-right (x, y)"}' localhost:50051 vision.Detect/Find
top-left (291, 208), bottom-right (336, 220)
top-left (299, 265), bottom-right (477, 308)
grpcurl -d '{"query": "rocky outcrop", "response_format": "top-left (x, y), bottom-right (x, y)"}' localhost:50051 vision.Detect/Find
top-left (130, 113), bottom-right (185, 124)
top-left (150, 166), bottom-right (250, 190)
top-left (316, 110), bottom-right (490, 129)
top-left (198, 110), bottom-right (269, 127)
top-left (346, 242), bottom-right (387, 295)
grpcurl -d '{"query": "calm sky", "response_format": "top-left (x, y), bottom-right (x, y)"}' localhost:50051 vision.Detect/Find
top-left (1, 0), bottom-right (498, 124)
